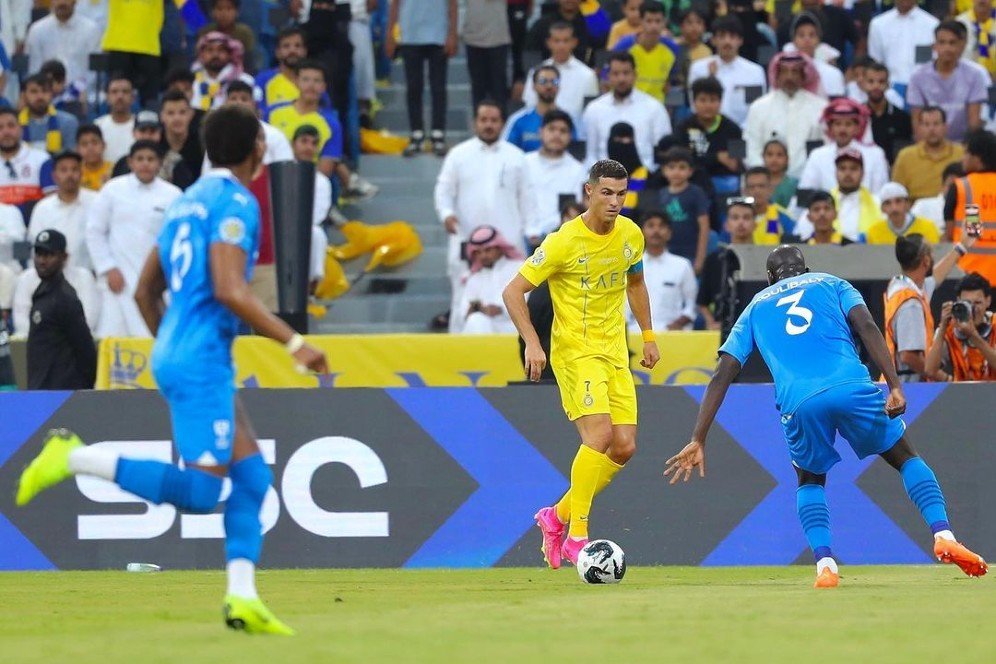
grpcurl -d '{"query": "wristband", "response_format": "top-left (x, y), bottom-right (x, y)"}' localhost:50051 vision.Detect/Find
top-left (954, 242), bottom-right (967, 257)
top-left (285, 333), bottom-right (305, 354)
top-left (642, 330), bottom-right (656, 343)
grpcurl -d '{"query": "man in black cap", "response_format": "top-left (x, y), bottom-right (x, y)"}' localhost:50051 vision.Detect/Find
top-left (26, 229), bottom-right (96, 389)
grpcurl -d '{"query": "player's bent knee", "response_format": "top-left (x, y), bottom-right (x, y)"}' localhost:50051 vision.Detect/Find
top-left (610, 437), bottom-right (636, 464)
top-left (230, 454), bottom-right (272, 502)
top-left (184, 468), bottom-right (225, 513)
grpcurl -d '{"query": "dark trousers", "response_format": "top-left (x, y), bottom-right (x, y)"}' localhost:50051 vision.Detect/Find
top-left (507, 4), bottom-right (529, 83)
top-left (466, 44), bottom-right (509, 110)
top-left (307, 5), bottom-right (355, 158)
top-left (400, 44), bottom-right (448, 134)
top-left (106, 52), bottom-right (162, 108)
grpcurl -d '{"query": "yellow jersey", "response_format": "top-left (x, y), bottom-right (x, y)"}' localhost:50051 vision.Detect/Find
top-left (81, 161), bottom-right (113, 191)
top-left (865, 216), bottom-right (941, 245)
top-left (267, 104), bottom-right (344, 161)
top-left (519, 215), bottom-right (645, 369)
top-left (102, 0), bottom-right (163, 56)
top-left (614, 35), bottom-right (678, 102)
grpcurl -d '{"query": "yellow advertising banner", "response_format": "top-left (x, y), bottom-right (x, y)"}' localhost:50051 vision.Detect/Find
top-left (96, 332), bottom-right (719, 389)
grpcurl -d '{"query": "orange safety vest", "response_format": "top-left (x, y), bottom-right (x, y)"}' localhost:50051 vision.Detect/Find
top-left (883, 279), bottom-right (934, 378)
top-left (952, 173), bottom-right (996, 287)
top-left (943, 318), bottom-right (996, 381)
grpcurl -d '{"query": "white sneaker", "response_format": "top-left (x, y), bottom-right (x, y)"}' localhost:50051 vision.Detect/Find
top-left (347, 173), bottom-right (379, 200)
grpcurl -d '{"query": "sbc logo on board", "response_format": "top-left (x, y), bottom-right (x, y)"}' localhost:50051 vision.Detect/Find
top-left (74, 437), bottom-right (390, 540)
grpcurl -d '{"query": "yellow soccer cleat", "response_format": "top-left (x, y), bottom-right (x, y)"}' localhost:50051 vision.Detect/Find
top-left (223, 596), bottom-right (296, 636)
top-left (16, 429), bottom-right (83, 506)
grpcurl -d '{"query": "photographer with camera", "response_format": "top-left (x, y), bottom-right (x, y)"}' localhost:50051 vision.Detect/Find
top-left (925, 272), bottom-right (996, 382)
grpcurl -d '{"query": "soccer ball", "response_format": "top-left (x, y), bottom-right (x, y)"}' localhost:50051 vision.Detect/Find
top-left (576, 539), bottom-right (626, 584)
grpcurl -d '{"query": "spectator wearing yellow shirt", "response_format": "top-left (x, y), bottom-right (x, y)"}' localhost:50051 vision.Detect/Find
top-left (612, 2), bottom-right (679, 103)
top-left (606, 0), bottom-right (642, 49)
top-left (866, 182), bottom-right (941, 245)
top-left (76, 124), bottom-right (112, 191)
top-left (102, 0), bottom-right (164, 105)
top-left (268, 60), bottom-right (378, 201)
top-left (254, 27), bottom-right (308, 114)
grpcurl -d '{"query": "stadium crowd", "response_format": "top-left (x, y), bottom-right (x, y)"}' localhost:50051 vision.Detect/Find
top-left (1, 0), bottom-right (996, 389)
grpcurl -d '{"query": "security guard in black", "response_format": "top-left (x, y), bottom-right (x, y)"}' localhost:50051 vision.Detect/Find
top-left (27, 229), bottom-right (96, 389)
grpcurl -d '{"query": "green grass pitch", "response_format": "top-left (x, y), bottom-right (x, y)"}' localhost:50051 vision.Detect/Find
top-left (0, 566), bottom-right (992, 663)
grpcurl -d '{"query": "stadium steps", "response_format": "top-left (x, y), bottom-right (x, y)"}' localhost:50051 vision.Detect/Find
top-left (312, 55), bottom-right (475, 334)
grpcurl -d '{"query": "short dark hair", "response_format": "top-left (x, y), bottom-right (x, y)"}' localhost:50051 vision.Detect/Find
top-left (935, 19), bottom-right (967, 41)
top-left (129, 139), bottom-right (163, 159)
top-left (808, 190), bottom-right (835, 208)
top-left (677, 8), bottom-right (707, 25)
top-left (895, 233), bottom-right (929, 271)
top-left (691, 76), bottom-right (723, 100)
top-left (295, 59), bottom-right (328, 83)
top-left (76, 123), bottom-right (103, 142)
top-left (22, 73), bottom-right (50, 91)
top-left (52, 150), bottom-right (82, 167)
top-left (277, 25), bottom-right (306, 47)
top-left (639, 210), bottom-right (671, 228)
top-left (588, 159), bottom-right (629, 183)
top-left (106, 72), bottom-right (133, 91)
top-left (864, 60), bottom-right (889, 77)
top-left (639, 0), bottom-right (665, 17)
top-left (920, 105), bottom-right (946, 123)
top-left (957, 271), bottom-right (992, 297)
top-left (39, 60), bottom-right (66, 83)
top-left (226, 80), bottom-right (255, 98)
top-left (541, 108), bottom-right (574, 132)
top-left (607, 51), bottom-right (636, 70)
top-left (0, 107), bottom-right (18, 123)
top-left (202, 105), bottom-right (260, 167)
top-left (941, 161), bottom-right (965, 182)
top-left (475, 98), bottom-right (505, 121)
top-left (964, 129), bottom-right (996, 171)
top-left (744, 166), bottom-right (771, 180)
top-left (160, 89), bottom-right (190, 106)
top-left (661, 146), bottom-right (694, 167)
top-left (547, 21), bottom-right (576, 37)
top-left (533, 64), bottom-right (560, 83)
top-left (212, 0), bottom-right (240, 8)
top-left (164, 67), bottom-right (195, 88)
top-left (711, 15), bottom-right (744, 38)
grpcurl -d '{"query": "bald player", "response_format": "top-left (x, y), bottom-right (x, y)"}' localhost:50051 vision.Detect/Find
top-left (665, 246), bottom-right (987, 587)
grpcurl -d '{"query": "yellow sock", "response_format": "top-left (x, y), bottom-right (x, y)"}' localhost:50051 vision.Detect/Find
top-left (554, 453), bottom-right (625, 525)
top-left (568, 445), bottom-right (605, 539)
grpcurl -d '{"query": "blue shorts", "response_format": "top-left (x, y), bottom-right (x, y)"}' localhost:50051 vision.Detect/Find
top-left (155, 369), bottom-right (236, 466)
top-left (780, 381), bottom-right (906, 475)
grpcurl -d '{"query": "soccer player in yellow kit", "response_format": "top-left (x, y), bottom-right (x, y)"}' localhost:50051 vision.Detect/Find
top-left (503, 159), bottom-right (660, 568)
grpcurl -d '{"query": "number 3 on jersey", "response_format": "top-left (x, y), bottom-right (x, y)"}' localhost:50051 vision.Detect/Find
top-left (776, 290), bottom-right (813, 335)
top-left (169, 222), bottom-right (193, 292)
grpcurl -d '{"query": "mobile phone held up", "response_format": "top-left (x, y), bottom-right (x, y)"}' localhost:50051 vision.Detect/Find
top-left (966, 204), bottom-right (982, 238)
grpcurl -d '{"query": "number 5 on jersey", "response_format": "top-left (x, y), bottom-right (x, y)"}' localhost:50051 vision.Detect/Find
top-left (776, 290), bottom-right (813, 335)
top-left (170, 222), bottom-right (193, 292)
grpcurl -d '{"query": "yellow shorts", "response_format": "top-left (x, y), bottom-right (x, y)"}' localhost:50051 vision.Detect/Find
top-left (553, 357), bottom-right (637, 425)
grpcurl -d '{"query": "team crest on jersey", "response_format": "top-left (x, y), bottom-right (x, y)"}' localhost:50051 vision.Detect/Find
top-left (531, 248), bottom-right (545, 266)
top-left (622, 242), bottom-right (633, 261)
top-left (219, 217), bottom-right (246, 244)
top-left (213, 419), bottom-right (232, 449)
top-left (31, 309), bottom-right (41, 325)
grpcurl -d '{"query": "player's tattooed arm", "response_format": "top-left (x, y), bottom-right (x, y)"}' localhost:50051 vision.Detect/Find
top-left (847, 304), bottom-right (906, 418)
top-left (134, 249), bottom-right (167, 336)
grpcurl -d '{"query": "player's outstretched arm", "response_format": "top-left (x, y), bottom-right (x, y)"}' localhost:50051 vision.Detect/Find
top-left (502, 273), bottom-right (544, 381)
top-left (847, 303), bottom-right (906, 417)
top-left (135, 249), bottom-right (167, 336)
top-left (664, 352), bottom-right (741, 484)
top-left (626, 271), bottom-right (660, 369)
top-left (210, 243), bottom-right (328, 374)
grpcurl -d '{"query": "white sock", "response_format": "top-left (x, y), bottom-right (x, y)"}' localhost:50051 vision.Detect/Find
top-left (67, 447), bottom-right (119, 481)
top-left (934, 529), bottom-right (956, 542)
top-left (226, 559), bottom-right (258, 600)
top-left (816, 557), bottom-right (838, 575)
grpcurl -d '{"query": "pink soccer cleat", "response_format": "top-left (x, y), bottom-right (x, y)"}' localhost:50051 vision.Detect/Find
top-left (534, 507), bottom-right (565, 569)
top-left (561, 536), bottom-right (589, 567)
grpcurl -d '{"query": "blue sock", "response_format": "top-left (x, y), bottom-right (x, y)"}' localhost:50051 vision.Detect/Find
top-left (224, 454), bottom-right (273, 563)
top-left (115, 458), bottom-right (222, 514)
top-left (797, 484), bottom-right (833, 562)
top-left (900, 457), bottom-right (950, 534)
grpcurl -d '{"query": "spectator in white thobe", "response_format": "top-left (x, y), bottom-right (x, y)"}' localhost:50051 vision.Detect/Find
top-left (458, 225), bottom-right (524, 335)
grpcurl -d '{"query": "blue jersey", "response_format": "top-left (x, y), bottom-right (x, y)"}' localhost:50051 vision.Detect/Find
top-left (720, 272), bottom-right (871, 413)
top-left (151, 171), bottom-right (260, 384)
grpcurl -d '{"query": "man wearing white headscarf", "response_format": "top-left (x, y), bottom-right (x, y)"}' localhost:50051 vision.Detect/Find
top-left (458, 225), bottom-right (524, 334)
